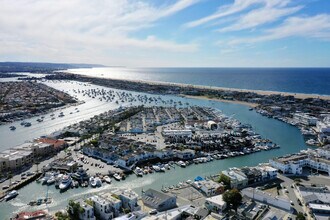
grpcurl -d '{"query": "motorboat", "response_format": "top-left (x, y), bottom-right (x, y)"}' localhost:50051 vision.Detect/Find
top-left (89, 177), bottom-right (96, 187)
top-left (113, 173), bottom-right (121, 181)
top-left (47, 176), bottom-right (56, 185)
top-left (152, 165), bottom-right (161, 172)
top-left (134, 167), bottom-right (144, 177)
top-left (59, 175), bottom-right (72, 191)
top-left (94, 177), bottom-right (102, 187)
top-left (103, 176), bottom-right (112, 184)
top-left (5, 190), bottom-right (19, 201)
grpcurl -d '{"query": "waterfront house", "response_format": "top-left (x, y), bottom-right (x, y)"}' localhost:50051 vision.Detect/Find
top-left (192, 180), bottom-right (224, 197)
top-left (221, 168), bottom-right (248, 189)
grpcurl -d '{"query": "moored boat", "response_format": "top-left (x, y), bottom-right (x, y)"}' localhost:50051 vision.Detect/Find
top-left (5, 190), bottom-right (19, 201)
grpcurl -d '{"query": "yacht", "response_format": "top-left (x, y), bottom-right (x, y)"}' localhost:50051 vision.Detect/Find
top-left (5, 190), bottom-right (19, 201)
top-left (72, 168), bottom-right (89, 181)
top-left (59, 175), bottom-right (72, 191)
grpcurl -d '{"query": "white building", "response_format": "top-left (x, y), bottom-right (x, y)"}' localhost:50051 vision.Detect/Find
top-left (269, 149), bottom-right (330, 176)
top-left (241, 188), bottom-right (291, 211)
top-left (221, 169), bottom-right (248, 189)
top-left (192, 180), bottom-right (224, 197)
top-left (162, 129), bottom-right (192, 138)
top-left (90, 194), bottom-right (118, 219)
top-left (115, 189), bottom-right (140, 212)
top-left (205, 195), bottom-right (227, 213)
top-left (69, 199), bottom-right (95, 220)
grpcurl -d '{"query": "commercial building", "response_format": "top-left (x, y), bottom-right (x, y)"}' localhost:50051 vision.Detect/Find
top-left (241, 188), bottom-right (291, 211)
top-left (269, 148), bottom-right (330, 175)
top-left (0, 149), bottom-right (33, 172)
top-left (142, 189), bottom-right (177, 212)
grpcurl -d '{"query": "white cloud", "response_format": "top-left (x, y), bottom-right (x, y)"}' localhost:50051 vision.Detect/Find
top-left (217, 3), bottom-right (302, 32)
top-left (0, 0), bottom-right (199, 64)
top-left (184, 0), bottom-right (264, 28)
top-left (228, 14), bottom-right (330, 45)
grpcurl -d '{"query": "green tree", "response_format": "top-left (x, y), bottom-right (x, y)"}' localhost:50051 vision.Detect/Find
top-left (296, 212), bottom-right (306, 220)
top-left (218, 173), bottom-right (231, 190)
top-left (222, 189), bottom-right (242, 211)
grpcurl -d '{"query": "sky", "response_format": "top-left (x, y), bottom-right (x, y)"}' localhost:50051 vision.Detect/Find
top-left (1, 0), bottom-right (330, 67)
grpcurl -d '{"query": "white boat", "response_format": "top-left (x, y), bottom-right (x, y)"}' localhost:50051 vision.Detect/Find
top-left (89, 177), bottom-right (97, 187)
top-left (103, 176), bottom-right (112, 184)
top-left (47, 176), bottom-right (56, 185)
top-left (134, 167), bottom-right (144, 177)
top-left (164, 164), bottom-right (170, 170)
top-left (5, 190), bottom-right (18, 201)
top-left (113, 173), bottom-right (121, 181)
top-left (59, 175), bottom-right (72, 191)
top-left (41, 176), bottom-right (50, 185)
top-left (95, 177), bottom-right (102, 187)
top-left (177, 161), bottom-right (186, 168)
top-left (152, 165), bottom-right (161, 172)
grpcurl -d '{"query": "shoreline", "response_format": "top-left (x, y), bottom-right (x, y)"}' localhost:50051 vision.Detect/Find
top-left (182, 95), bottom-right (259, 107)
top-left (67, 72), bottom-right (330, 101)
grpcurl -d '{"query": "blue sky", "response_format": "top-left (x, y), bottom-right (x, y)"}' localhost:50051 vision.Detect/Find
top-left (1, 0), bottom-right (330, 67)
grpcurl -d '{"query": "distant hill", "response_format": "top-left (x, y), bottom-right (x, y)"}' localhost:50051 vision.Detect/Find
top-left (0, 62), bottom-right (105, 73)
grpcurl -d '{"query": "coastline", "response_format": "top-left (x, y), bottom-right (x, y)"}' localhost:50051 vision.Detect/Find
top-left (68, 72), bottom-right (330, 101)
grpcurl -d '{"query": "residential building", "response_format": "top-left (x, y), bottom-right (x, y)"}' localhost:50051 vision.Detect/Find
top-left (68, 199), bottom-right (95, 220)
top-left (90, 194), bottom-right (116, 219)
top-left (114, 189), bottom-right (140, 212)
top-left (192, 179), bottom-right (224, 197)
top-left (205, 195), bottom-right (227, 213)
top-left (221, 168), bottom-right (248, 189)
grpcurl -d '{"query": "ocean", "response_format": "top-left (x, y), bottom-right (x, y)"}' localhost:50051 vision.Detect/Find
top-left (66, 67), bottom-right (330, 96)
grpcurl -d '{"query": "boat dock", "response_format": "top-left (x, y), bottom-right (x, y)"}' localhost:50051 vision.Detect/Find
top-left (0, 172), bottom-right (42, 201)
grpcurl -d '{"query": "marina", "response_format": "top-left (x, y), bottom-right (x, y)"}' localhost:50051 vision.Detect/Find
top-left (0, 77), bottom-right (318, 219)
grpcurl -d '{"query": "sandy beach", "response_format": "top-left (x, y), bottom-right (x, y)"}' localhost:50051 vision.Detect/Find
top-left (182, 95), bottom-right (259, 107)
